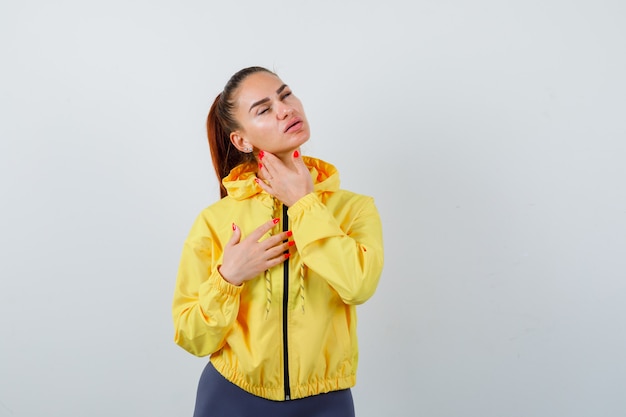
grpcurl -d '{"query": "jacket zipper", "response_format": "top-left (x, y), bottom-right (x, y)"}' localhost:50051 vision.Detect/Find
top-left (282, 204), bottom-right (291, 400)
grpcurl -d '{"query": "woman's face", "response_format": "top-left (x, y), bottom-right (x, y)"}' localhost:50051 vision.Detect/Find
top-left (230, 71), bottom-right (310, 158)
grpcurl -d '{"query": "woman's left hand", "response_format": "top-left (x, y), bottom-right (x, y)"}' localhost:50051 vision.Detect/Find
top-left (256, 150), bottom-right (314, 207)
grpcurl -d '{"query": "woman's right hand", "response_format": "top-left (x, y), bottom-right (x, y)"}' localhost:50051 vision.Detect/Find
top-left (218, 218), bottom-right (294, 286)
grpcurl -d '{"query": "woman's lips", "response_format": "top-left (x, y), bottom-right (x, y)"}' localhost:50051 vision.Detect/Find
top-left (284, 118), bottom-right (303, 133)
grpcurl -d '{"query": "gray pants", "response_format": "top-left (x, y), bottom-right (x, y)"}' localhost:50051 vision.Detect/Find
top-left (193, 361), bottom-right (355, 417)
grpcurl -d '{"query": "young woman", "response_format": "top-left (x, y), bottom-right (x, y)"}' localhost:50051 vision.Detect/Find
top-left (172, 66), bottom-right (384, 416)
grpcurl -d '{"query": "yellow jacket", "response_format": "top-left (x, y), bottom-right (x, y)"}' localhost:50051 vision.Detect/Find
top-left (172, 157), bottom-right (384, 401)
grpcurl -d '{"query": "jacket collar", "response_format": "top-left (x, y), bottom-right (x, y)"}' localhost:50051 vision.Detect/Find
top-left (222, 156), bottom-right (340, 201)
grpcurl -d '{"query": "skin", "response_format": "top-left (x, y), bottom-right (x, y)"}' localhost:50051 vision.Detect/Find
top-left (219, 72), bottom-right (315, 286)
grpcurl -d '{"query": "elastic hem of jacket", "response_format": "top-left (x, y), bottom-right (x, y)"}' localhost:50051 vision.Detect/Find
top-left (210, 357), bottom-right (356, 401)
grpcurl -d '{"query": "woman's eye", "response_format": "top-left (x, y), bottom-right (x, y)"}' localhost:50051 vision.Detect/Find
top-left (281, 92), bottom-right (292, 100)
top-left (258, 107), bottom-right (269, 115)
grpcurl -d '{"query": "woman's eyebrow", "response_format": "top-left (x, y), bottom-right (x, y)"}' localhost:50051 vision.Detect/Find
top-left (249, 84), bottom-right (289, 112)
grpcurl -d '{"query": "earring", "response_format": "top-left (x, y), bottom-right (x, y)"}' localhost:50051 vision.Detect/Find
top-left (244, 147), bottom-right (252, 152)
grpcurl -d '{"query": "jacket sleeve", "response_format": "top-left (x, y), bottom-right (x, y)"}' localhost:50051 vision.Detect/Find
top-left (288, 192), bottom-right (384, 305)
top-left (172, 215), bottom-right (243, 357)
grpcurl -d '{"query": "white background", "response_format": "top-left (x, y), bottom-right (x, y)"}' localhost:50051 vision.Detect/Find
top-left (1, 1), bottom-right (625, 416)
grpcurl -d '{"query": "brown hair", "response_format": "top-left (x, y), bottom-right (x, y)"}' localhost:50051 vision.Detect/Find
top-left (207, 66), bottom-right (276, 198)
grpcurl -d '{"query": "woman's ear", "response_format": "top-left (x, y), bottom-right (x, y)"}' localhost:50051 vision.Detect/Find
top-left (230, 131), bottom-right (253, 153)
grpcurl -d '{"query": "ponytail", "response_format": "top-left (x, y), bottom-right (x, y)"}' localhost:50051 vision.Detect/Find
top-left (206, 66), bottom-right (275, 198)
top-left (207, 93), bottom-right (243, 198)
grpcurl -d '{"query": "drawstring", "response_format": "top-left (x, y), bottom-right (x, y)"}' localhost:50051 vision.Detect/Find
top-left (299, 264), bottom-right (306, 313)
top-left (264, 196), bottom-right (279, 319)
top-left (264, 269), bottom-right (272, 318)
top-left (266, 258), bottom-right (306, 316)
top-left (264, 197), bottom-right (307, 316)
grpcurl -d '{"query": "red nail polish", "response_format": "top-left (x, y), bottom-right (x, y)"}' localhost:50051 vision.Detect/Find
top-left (286, 231), bottom-right (293, 237)
top-left (288, 241), bottom-right (295, 247)
top-left (232, 223), bottom-right (236, 231)
top-left (259, 150), bottom-right (264, 159)
top-left (273, 218), bottom-right (280, 224)
top-left (293, 150), bottom-right (299, 158)
top-left (284, 253), bottom-right (291, 259)
top-left (258, 163), bottom-right (263, 169)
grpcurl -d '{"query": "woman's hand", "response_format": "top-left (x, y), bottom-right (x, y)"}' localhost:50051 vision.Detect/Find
top-left (218, 218), bottom-right (294, 286)
top-left (255, 150), bottom-right (314, 207)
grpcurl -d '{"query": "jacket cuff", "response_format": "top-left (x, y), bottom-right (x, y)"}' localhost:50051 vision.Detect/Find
top-left (209, 267), bottom-right (244, 297)
top-left (287, 192), bottom-right (319, 217)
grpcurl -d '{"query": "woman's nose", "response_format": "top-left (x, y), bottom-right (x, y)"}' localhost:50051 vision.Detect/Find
top-left (277, 104), bottom-right (292, 119)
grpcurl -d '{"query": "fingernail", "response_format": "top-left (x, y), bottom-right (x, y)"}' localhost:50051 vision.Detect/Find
top-left (284, 253), bottom-right (291, 259)
top-left (288, 241), bottom-right (296, 247)
top-left (293, 150), bottom-right (299, 158)
top-left (254, 178), bottom-right (259, 183)
top-left (286, 231), bottom-right (293, 237)
top-left (273, 218), bottom-right (280, 224)
top-left (232, 223), bottom-right (236, 231)
top-left (258, 163), bottom-right (263, 169)
top-left (259, 150), bottom-right (264, 159)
